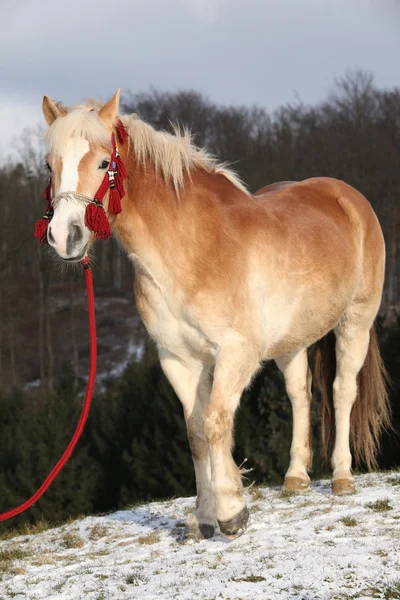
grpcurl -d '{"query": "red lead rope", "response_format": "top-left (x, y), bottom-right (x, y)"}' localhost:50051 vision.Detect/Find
top-left (0, 257), bottom-right (96, 523)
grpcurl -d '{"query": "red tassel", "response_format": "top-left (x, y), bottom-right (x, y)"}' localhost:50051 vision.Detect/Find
top-left (114, 173), bottom-right (125, 200)
top-left (116, 120), bottom-right (128, 145)
top-left (108, 185), bottom-right (122, 215)
top-left (85, 202), bottom-right (111, 240)
top-left (95, 173), bottom-right (110, 203)
top-left (34, 216), bottom-right (51, 244)
top-left (115, 154), bottom-right (127, 180)
top-left (35, 179), bottom-right (53, 243)
top-left (44, 181), bottom-right (52, 208)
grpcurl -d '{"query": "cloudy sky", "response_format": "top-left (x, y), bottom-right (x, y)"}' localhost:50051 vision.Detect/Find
top-left (1, 0), bottom-right (399, 159)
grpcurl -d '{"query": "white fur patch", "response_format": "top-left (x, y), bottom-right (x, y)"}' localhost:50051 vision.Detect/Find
top-left (59, 138), bottom-right (90, 193)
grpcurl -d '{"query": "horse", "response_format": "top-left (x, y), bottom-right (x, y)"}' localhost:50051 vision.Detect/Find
top-left (41, 90), bottom-right (390, 540)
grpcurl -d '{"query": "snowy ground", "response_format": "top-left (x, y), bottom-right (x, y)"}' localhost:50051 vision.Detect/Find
top-left (1, 473), bottom-right (399, 600)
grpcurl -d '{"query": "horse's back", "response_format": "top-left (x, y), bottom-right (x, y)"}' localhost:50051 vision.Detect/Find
top-left (254, 181), bottom-right (296, 196)
top-left (253, 177), bottom-right (384, 263)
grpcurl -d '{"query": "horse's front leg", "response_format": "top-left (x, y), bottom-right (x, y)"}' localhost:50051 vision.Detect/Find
top-left (203, 338), bottom-right (259, 537)
top-left (159, 348), bottom-right (216, 540)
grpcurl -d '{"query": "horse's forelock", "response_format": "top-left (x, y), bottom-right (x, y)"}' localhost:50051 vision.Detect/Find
top-left (45, 106), bottom-right (111, 156)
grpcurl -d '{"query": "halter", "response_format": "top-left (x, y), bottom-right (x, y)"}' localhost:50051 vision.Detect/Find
top-left (34, 119), bottom-right (128, 244)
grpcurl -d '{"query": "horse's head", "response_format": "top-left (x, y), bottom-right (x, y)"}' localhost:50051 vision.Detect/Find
top-left (42, 90), bottom-right (121, 261)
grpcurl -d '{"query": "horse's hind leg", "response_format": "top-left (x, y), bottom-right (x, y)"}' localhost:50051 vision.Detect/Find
top-left (331, 317), bottom-right (371, 494)
top-left (276, 349), bottom-right (312, 492)
top-left (159, 349), bottom-right (216, 540)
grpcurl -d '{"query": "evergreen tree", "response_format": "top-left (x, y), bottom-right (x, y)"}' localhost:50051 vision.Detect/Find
top-left (118, 345), bottom-right (195, 505)
top-left (235, 361), bottom-right (292, 485)
top-left (0, 363), bottom-right (100, 531)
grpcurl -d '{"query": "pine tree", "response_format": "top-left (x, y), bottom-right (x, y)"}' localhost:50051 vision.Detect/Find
top-left (235, 361), bottom-right (292, 485)
top-left (0, 363), bottom-right (101, 531)
top-left (118, 345), bottom-right (195, 505)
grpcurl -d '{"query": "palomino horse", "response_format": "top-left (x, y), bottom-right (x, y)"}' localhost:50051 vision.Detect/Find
top-left (41, 90), bottom-right (390, 540)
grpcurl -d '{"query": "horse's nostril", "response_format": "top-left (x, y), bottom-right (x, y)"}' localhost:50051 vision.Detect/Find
top-left (66, 223), bottom-right (83, 255)
top-left (48, 225), bottom-right (55, 244)
top-left (71, 224), bottom-right (83, 244)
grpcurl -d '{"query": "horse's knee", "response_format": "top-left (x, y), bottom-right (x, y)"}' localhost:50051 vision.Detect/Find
top-left (186, 413), bottom-right (209, 460)
top-left (203, 407), bottom-right (233, 445)
top-left (187, 430), bottom-right (209, 460)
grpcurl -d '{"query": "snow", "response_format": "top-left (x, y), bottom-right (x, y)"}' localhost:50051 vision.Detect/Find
top-left (96, 339), bottom-right (144, 382)
top-left (1, 473), bottom-right (399, 600)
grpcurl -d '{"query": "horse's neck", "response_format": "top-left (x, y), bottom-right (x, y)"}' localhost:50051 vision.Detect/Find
top-left (112, 155), bottom-right (191, 283)
top-left (112, 153), bottom-right (249, 290)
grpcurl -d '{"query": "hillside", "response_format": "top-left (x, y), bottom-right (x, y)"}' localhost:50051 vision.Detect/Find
top-left (0, 473), bottom-right (399, 600)
top-left (14, 279), bottom-right (147, 389)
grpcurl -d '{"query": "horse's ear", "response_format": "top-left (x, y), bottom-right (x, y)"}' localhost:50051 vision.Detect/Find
top-left (42, 96), bottom-right (65, 125)
top-left (99, 89), bottom-right (120, 125)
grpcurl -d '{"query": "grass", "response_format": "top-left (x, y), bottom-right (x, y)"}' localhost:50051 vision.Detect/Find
top-left (231, 575), bottom-right (266, 583)
top-left (86, 549), bottom-right (110, 559)
top-left (0, 520), bottom-right (53, 541)
top-left (279, 488), bottom-right (296, 499)
top-left (249, 486), bottom-right (265, 501)
top-left (30, 554), bottom-right (55, 567)
top-left (365, 499), bottom-right (393, 512)
top-left (88, 524), bottom-right (109, 540)
top-left (387, 476), bottom-right (400, 487)
top-left (340, 516), bottom-right (358, 527)
top-left (209, 552), bottom-right (224, 570)
top-left (0, 515), bottom-right (87, 541)
top-left (125, 570), bottom-right (147, 586)
top-left (0, 546), bottom-right (31, 576)
top-left (52, 581), bottom-right (65, 593)
top-left (365, 579), bottom-right (400, 599)
top-left (0, 548), bottom-right (30, 562)
top-left (62, 532), bottom-right (85, 549)
top-left (137, 532), bottom-right (160, 545)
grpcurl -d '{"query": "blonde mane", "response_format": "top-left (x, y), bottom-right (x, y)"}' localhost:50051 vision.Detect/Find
top-left (121, 114), bottom-right (249, 194)
top-left (45, 100), bottom-right (249, 195)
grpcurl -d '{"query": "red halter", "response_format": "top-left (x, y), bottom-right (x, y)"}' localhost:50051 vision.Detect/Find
top-left (34, 119), bottom-right (128, 243)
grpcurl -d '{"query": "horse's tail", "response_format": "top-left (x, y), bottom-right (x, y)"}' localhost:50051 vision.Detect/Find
top-left (312, 323), bottom-right (391, 469)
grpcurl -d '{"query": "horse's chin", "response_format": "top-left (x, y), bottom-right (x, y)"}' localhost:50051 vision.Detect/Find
top-left (62, 253), bottom-right (87, 263)
top-left (56, 245), bottom-right (90, 264)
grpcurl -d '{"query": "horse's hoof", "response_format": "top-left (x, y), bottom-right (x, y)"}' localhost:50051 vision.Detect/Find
top-left (283, 476), bottom-right (310, 492)
top-left (218, 506), bottom-right (249, 537)
top-left (332, 479), bottom-right (356, 495)
top-left (199, 523), bottom-right (215, 539)
top-left (184, 514), bottom-right (215, 543)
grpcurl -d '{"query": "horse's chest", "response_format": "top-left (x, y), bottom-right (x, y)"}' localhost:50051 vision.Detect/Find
top-left (135, 273), bottom-right (218, 360)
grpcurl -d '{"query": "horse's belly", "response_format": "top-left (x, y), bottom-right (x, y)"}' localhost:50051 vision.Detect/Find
top-left (260, 285), bottom-right (353, 359)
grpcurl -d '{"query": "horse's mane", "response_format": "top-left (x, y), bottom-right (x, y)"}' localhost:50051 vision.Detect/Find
top-left (45, 99), bottom-right (249, 195)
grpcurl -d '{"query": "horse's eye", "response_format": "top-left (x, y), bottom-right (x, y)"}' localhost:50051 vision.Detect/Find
top-left (99, 160), bottom-right (110, 170)
top-left (46, 161), bottom-right (52, 172)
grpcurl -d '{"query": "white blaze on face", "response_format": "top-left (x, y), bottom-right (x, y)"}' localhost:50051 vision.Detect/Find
top-left (49, 137), bottom-right (91, 258)
top-left (59, 138), bottom-right (90, 192)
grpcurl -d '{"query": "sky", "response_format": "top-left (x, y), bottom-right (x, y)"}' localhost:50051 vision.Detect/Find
top-left (0, 0), bottom-right (399, 160)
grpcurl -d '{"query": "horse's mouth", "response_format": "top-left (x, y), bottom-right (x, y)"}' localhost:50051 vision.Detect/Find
top-left (60, 248), bottom-right (89, 263)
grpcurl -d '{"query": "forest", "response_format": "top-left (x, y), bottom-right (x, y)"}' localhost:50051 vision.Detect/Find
top-left (0, 70), bottom-right (399, 531)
